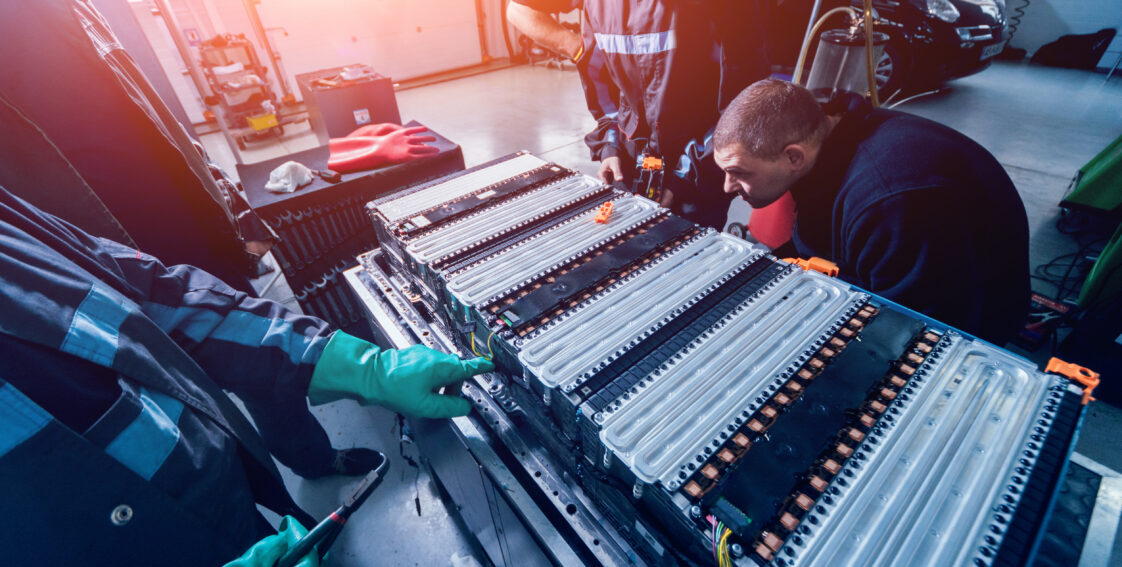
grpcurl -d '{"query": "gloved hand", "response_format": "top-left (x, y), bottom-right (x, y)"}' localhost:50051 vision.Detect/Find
top-left (308, 331), bottom-right (494, 418)
top-left (327, 126), bottom-right (439, 173)
top-left (346, 123), bottom-right (404, 137)
top-left (224, 516), bottom-right (318, 567)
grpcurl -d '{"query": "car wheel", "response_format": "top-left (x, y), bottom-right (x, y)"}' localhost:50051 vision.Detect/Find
top-left (725, 222), bottom-right (746, 240)
top-left (875, 39), bottom-right (907, 99)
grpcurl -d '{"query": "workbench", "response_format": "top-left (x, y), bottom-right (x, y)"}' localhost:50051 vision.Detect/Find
top-left (236, 121), bottom-right (463, 332)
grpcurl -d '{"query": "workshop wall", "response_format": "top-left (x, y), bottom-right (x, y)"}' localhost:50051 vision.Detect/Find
top-left (1010, 0), bottom-right (1122, 68)
top-left (219, 0), bottom-right (483, 92)
top-left (126, 0), bottom-right (485, 124)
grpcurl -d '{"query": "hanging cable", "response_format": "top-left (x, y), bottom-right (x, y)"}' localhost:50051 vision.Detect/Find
top-left (863, 0), bottom-right (879, 107)
top-left (793, 7), bottom-right (861, 85)
top-left (1004, 0), bottom-right (1031, 47)
top-left (887, 86), bottom-right (949, 108)
top-left (470, 330), bottom-right (497, 360)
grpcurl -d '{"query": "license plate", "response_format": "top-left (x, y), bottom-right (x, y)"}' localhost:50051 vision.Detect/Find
top-left (980, 42), bottom-right (1004, 60)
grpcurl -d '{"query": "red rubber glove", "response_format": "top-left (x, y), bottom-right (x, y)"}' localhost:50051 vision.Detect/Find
top-left (346, 123), bottom-right (404, 137)
top-left (328, 126), bottom-right (439, 173)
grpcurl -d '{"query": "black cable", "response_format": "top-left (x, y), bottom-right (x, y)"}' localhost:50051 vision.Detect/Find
top-left (1075, 259), bottom-right (1122, 312)
top-left (1030, 236), bottom-right (1107, 301)
top-left (1056, 210), bottom-right (1111, 249)
top-left (1004, 0), bottom-right (1030, 45)
top-left (500, 0), bottom-right (517, 60)
top-left (1059, 239), bottom-right (1106, 300)
top-left (1031, 253), bottom-right (1083, 300)
top-left (396, 414), bottom-right (423, 517)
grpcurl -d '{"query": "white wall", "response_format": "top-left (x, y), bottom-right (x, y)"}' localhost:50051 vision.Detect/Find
top-left (125, 0), bottom-right (486, 122)
top-left (1008, 0), bottom-right (1122, 68)
top-left (219, 0), bottom-right (483, 99)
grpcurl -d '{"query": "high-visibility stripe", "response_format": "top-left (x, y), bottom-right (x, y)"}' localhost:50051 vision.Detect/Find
top-left (61, 285), bottom-right (130, 367)
top-left (143, 302), bottom-right (325, 366)
top-left (104, 388), bottom-right (184, 480)
top-left (0, 383), bottom-right (51, 458)
top-left (594, 30), bottom-right (677, 55)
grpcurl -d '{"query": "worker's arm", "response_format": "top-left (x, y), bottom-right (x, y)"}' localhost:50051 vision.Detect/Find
top-left (103, 239), bottom-right (334, 402)
top-left (103, 240), bottom-right (491, 417)
top-left (507, 1), bottom-right (581, 59)
top-left (577, 41), bottom-right (628, 181)
top-left (507, 0), bottom-right (627, 181)
top-left (665, 127), bottom-right (722, 201)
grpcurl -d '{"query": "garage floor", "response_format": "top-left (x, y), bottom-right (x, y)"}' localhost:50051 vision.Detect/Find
top-left (202, 59), bottom-right (1122, 565)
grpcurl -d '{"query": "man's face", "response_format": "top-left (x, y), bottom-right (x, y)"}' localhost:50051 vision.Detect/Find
top-left (714, 144), bottom-right (802, 209)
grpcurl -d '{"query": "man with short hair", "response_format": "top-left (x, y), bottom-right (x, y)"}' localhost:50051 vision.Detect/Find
top-left (714, 79), bottom-right (1030, 344)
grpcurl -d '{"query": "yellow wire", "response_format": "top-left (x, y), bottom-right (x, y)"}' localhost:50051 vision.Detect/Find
top-left (470, 330), bottom-right (496, 361)
top-left (863, 0), bottom-right (879, 107)
top-left (718, 528), bottom-right (732, 567)
top-left (470, 331), bottom-right (482, 358)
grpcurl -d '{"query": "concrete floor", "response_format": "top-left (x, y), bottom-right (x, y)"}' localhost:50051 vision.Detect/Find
top-left (202, 59), bottom-right (1122, 564)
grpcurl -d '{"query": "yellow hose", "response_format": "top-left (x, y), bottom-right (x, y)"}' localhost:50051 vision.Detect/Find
top-left (793, 6), bottom-right (860, 86)
top-left (864, 0), bottom-right (879, 107)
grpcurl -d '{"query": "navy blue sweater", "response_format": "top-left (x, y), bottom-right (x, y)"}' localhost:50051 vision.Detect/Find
top-left (789, 100), bottom-right (1030, 344)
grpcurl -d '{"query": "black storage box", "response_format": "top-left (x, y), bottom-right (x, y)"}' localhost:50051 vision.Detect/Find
top-left (296, 64), bottom-right (401, 145)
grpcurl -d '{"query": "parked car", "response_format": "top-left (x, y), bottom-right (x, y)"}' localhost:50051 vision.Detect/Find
top-left (767, 0), bottom-right (1008, 97)
top-left (865, 0), bottom-right (1008, 96)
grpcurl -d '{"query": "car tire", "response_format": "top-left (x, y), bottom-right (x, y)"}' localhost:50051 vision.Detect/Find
top-left (876, 37), bottom-right (909, 100)
top-left (725, 222), bottom-right (746, 240)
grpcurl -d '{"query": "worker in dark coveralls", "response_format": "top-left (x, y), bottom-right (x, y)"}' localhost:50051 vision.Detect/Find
top-left (714, 79), bottom-right (1030, 344)
top-left (508, 0), bottom-right (771, 230)
top-left (0, 186), bottom-right (492, 565)
top-left (0, 0), bottom-right (437, 495)
top-left (0, 0), bottom-right (274, 295)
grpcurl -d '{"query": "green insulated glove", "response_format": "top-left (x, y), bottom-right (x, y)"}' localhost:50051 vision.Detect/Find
top-left (308, 331), bottom-right (494, 418)
top-left (224, 516), bottom-right (318, 567)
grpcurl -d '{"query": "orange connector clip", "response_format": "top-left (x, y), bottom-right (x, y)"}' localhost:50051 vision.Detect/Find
top-left (641, 156), bottom-right (663, 170)
top-left (782, 256), bottom-right (839, 277)
top-left (1045, 357), bottom-right (1100, 405)
top-left (594, 201), bottom-right (614, 223)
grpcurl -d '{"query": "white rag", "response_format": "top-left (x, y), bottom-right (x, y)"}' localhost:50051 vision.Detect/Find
top-left (264, 161), bottom-right (314, 193)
